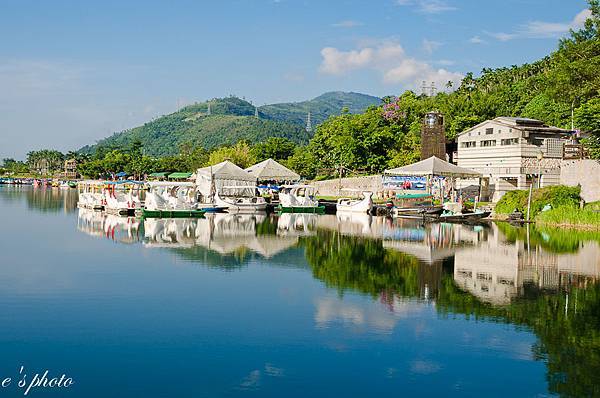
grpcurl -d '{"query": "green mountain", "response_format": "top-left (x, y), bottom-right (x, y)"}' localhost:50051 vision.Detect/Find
top-left (259, 91), bottom-right (382, 126)
top-left (81, 92), bottom-right (381, 157)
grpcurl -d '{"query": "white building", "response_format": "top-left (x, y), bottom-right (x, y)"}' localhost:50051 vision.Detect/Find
top-left (456, 117), bottom-right (574, 201)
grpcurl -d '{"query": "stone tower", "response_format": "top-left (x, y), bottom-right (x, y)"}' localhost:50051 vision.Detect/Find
top-left (421, 111), bottom-right (446, 160)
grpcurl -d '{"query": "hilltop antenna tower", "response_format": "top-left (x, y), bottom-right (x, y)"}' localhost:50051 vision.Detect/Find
top-left (255, 107), bottom-right (259, 119)
top-left (306, 112), bottom-right (312, 132)
top-left (421, 81), bottom-right (437, 97)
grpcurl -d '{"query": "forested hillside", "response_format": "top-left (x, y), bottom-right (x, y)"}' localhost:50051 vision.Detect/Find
top-left (80, 92), bottom-right (381, 157)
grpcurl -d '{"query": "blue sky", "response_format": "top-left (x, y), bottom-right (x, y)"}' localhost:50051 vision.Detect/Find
top-left (0, 0), bottom-right (591, 159)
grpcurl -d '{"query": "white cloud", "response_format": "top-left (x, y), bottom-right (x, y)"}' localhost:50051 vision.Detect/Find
top-left (422, 38), bottom-right (442, 55)
top-left (332, 20), bottom-right (364, 28)
top-left (486, 8), bottom-right (592, 41)
top-left (396, 0), bottom-right (456, 14)
top-left (486, 31), bottom-right (518, 42)
top-left (319, 39), bottom-right (463, 92)
top-left (314, 297), bottom-right (426, 334)
top-left (469, 35), bottom-right (485, 44)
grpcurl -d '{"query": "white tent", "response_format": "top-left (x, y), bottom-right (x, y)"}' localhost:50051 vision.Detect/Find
top-left (384, 156), bottom-right (481, 178)
top-left (245, 158), bottom-right (300, 182)
top-left (195, 160), bottom-right (257, 202)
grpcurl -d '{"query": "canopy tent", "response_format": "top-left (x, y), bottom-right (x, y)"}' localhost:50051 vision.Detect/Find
top-left (168, 172), bottom-right (193, 181)
top-left (149, 172), bottom-right (169, 179)
top-left (115, 171), bottom-right (127, 178)
top-left (384, 156), bottom-right (481, 178)
top-left (195, 160), bottom-right (257, 202)
top-left (245, 158), bottom-right (300, 182)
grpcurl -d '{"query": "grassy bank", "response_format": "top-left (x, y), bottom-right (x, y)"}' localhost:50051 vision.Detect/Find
top-left (536, 206), bottom-right (600, 230)
top-left (494, 186), bottom-right (600, 230)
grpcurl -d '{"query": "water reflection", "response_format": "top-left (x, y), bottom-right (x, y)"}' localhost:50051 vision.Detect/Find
top-left (78, 209), bottom-right (142, 244)
top-left (0, 185), bottom-right (78, 213)
top-left (143, 214), bottom-right (299, 258)
top-left (10, 187), bottom-right (600, 396)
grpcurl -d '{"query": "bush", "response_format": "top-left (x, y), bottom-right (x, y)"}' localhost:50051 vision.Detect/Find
top-left (495, 185), bottom-right (581, 218)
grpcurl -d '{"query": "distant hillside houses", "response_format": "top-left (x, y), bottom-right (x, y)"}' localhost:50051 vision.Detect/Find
top-left (456, 117), bottom-right (580, 201)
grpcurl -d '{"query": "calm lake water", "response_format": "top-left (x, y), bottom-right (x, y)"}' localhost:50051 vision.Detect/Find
top-left (0, 186), bottom-right (599, 397)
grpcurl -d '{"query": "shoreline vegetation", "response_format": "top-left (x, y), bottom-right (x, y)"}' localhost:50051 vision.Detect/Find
top-left (493, 186), bottom-right (600, 230)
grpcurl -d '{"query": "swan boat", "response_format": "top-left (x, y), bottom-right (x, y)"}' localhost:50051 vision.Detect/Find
top-left (77, 180), bottom-right (105, 210)
top-left (277, 185), bottom-right (325, 214)
top-left (214, 188), bottom-right (267, 213)
top-left (102, 181), bottom-right (144, 216)
top-left (336, 190), bottom-right (373, 213)
top-left (142, 181), bottom-right (206, 218)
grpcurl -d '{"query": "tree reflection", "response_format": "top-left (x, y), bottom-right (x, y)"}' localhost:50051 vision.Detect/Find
top-left (302, 227), bottom-right (600, 397)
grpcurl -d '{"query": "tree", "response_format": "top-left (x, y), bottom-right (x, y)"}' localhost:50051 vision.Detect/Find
top-left (575, 98), bottom-right (600, 159)
top-left (250, 137), bottom-right (297, 162)
top-left (208, 141), bottom-right (256, 168)
top-left (286, 146), bottom-right (318, 180)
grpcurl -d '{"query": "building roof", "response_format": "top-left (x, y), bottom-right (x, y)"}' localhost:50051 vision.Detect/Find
top-left (458, 117), bottom-right (573, 137)
top-left (245, 158), bottom-right (300, 181)
top-left (384, 156), bottom-right (482, 178)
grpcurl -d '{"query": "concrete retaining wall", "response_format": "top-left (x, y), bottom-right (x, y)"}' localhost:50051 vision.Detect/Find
top-left (312, 175), bottom-right (384, 198)
top-left (560, 160), bottom-right (600, 203)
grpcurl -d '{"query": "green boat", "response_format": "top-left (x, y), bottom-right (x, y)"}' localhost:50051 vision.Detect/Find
top-left (277, 205), bottom-right (325, 214)
top-left (141, 209), bottom-right (206, 218)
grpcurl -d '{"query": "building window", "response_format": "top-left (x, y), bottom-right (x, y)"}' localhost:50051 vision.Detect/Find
top-left (461, 141), bottom-right (476, 148)
top-left (501, 138), bottom-right (519, 145)
top-left (485, 128), bottom-right (494, 135)
top-left (481, 140), bottom-right (496, 147)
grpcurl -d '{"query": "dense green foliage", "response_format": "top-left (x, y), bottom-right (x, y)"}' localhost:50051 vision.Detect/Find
top-left (0, 158), bottom-right (29, 174)
top-left (494, 185), bottom-right (582, 217)
top-left (250, 137), bottom-right (297, 163)
top-left (80, 92), bottom-right (381, 158)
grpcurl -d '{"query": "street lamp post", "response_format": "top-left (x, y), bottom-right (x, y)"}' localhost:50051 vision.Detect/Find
top-left (536, 150), bottom-right (543, 189)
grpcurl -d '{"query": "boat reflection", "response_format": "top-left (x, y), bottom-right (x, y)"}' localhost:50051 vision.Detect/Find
top-left (143, 214), bottom-right (299, 258)
top-left (77, 208), bottom-right (142, 244)
top-left (75, 210), bottom-right (600, 303)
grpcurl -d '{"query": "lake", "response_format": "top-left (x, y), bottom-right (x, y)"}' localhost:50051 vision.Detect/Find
top-left (0, 185), bottom-right (599, 397)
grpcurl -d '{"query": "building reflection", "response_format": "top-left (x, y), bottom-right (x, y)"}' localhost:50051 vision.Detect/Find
top-left (453, 223), bottom-right (600, 305)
